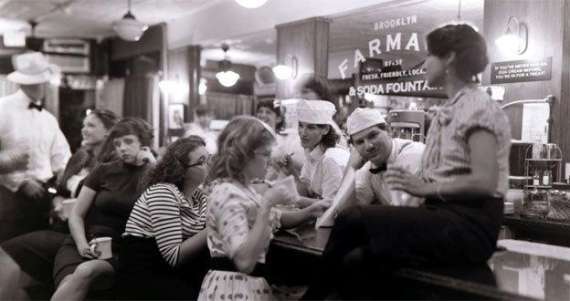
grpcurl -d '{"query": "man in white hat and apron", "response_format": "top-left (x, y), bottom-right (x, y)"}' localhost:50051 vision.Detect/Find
top-left (0, 52), bottom-right (71, 242)
top-left (346, 107), bottom-right (425, 207)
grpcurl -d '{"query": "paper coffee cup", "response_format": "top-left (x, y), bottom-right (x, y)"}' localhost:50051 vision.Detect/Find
top-left (272, 175), bottom-right (299, 203)
top-left (89, 237), bottom-right (112, 260)
top-left (62, 199), bottom-right (77, 219)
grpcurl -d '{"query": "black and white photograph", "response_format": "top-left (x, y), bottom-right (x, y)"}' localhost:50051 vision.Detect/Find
top-left (1, 0), bottom-right (570, 300)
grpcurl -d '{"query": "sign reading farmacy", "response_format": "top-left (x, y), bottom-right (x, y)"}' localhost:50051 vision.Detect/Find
top-left (329, 0), bottom-right (484, 97)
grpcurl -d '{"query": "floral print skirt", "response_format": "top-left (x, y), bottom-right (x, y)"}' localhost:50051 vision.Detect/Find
top-left (198, 270), bottom-right (273, 301)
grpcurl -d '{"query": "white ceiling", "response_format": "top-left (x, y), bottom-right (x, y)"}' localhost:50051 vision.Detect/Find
top-left (0, 0), bottom-right (219, 38)
top-left (0, 0), bottom-right (484, 68)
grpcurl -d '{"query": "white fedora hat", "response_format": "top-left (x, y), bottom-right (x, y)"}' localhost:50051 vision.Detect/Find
top-left (7, 52), bottom-right (56, 85)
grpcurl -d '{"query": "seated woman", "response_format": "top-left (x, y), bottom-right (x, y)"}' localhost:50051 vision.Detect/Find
top-left (292, 99), bottom-right (349, 204)
top-left (51, 117), bottom-right (156, 301)
top-left (117, 136), bottom-right (211, 300)
top-left (1, 109), bottom-right (118, 295)
top-left (198, 116), bottom-right (329, 300)
top-left (304, 23), bottom-right (511, 300)
top-left (255, 99), bottom-right (304, 181)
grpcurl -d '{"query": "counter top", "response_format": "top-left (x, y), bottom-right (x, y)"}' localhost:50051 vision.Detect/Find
top-left (273, 225), bottom-right (570, 300)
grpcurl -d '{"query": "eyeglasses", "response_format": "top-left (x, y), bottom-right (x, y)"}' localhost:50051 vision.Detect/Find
top-left (186, 156), bottom-right (211, 168)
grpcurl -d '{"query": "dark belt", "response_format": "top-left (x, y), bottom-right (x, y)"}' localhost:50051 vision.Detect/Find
top-left (210, 257), bottom-right (267, 278)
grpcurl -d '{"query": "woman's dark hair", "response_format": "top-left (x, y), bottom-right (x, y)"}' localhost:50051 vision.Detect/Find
top-left (57, 110), bottom-right (119, 197)
top-left (90, 109), bottom-right (119, 131)
top-left (426, 23), bottom-right (488, 82)
top-left (317, 124), bottom-right (339, 149)
top-left (97, 117), bottom-right (154, 162)
top-left (144, 136), bottom-right (206, 191)
top-left (302, 76), bottom-right (335, 102)
top-left (256, 99), bottom-right (285, 132)
top-left (206, 116), bottom-right (275, 185)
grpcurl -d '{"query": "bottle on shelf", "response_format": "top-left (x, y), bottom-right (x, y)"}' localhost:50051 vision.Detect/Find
top-left (532, 169), bottom-right (540, 186)
top-left (542, 169), bottom-right (551, 186)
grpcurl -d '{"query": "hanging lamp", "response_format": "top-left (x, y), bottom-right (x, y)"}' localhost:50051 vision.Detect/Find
top-left (113, 0), bottom-right (148, 41)
top-left (235, 0), bottom-right (268, 9)
top-left (216, 44), bottom-right (240, 87)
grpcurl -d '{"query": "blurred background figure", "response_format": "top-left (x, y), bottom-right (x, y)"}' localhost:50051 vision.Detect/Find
top-left (255, 98), bottom-right (304, 181)
top-left (184, 104), bottom-right (218, 154)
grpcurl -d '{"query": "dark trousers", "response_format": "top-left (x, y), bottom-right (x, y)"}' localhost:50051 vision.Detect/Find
top-left (1, 230), bottom-right (66, 287)
top-left (304, 202), bottom-right (501, 300)
top-left (116, 236), bottom-right (211, 300)
top-left (0, 185), bottom-right (50, 242)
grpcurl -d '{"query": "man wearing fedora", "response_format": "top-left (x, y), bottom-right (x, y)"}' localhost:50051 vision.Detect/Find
top-left (0, 52), bottom-right (71, 242)
top-left (346, 107), bottom-right (425, 207)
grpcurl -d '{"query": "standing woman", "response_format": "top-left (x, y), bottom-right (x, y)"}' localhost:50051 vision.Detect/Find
top-left (293, 99), bottom-right (349, 203)
top-left (304, 23), bottom-right (511, 299)
top-left (118, 136), bottom-right (211, 300)
top-left (51, 117), bottom-right (155, 301)
top-left (198, 116), bottom-right (328, 301)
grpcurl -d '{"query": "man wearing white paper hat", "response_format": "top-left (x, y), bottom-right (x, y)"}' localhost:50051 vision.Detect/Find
top-left (293, 99), bottom-right (349, 202)
top-left (0, 52), bottom-right (71, 241)
top-left (346, 107), bottom-right (424, 206)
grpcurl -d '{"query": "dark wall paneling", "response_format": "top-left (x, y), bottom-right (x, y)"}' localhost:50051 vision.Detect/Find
top-left (111, 24), bottom-right (165, 61)
top-left (483, 0), bottom-right (570, 162)
top-left (276, 17), bottom-right (330, 99)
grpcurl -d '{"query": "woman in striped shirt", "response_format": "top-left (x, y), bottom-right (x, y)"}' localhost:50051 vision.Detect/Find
top-left (117, 136), bottom-right (210, 300)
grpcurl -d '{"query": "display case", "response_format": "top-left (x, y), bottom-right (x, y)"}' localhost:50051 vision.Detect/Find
top-left (522, 144), bottom-right (563, 218)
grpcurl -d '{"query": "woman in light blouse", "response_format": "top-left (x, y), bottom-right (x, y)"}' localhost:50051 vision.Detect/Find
top-left (304, 23), bottom-right (511, 299)
top-left (198, 116), bottom-right (328, 301)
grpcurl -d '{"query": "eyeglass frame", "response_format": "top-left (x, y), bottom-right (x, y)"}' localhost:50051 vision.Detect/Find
top-left (185, 155), bottom-right (212, 168)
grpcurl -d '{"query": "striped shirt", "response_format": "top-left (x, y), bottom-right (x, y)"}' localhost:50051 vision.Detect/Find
top-left (123, 183), bottom-right (208, 267)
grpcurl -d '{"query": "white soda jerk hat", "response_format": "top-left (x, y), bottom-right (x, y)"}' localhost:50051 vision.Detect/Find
top-left (346, 108), bottom-right (387, 136)
top-left (296, 99), bottom-right (336, 125)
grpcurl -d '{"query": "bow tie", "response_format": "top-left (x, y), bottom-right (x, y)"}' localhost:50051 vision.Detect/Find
top-left (369, 163), bottom-right (387, 174)
top-left (427, 105), bottom-right (452, 126)
top-left (28, 102), bottom-right (44, 111)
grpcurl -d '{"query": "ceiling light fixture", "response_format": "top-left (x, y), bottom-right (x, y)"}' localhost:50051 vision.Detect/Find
top-left (216, 44), bottom-right (240, 87)
top-left (235, 0), bottom-right (268, 9)
top-left (113, 0), bottom-right (148, 42)
top-left (495, 16), bottom-right (528, 55)
top-left (273, 55), bottom-right (298, 80)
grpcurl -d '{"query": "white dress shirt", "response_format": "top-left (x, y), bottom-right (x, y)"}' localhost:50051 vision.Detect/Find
top-left (299, 145), bottom-right (349, 200)
top-left (0, 89), bottom-right (71, 191)
top-left (355, 138), bottom-right (425, 206)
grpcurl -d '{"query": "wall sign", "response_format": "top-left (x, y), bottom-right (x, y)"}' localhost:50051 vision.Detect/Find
top-left (490, 57), bottom-right (552, 84)
top-left (328, 0), bottom-right (484, 97)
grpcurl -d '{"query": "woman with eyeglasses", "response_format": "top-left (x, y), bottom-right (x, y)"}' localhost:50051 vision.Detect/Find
top-left (117, 136), bottom-right (211, 300)
top-left (51, 117), bottom-right (155, 301)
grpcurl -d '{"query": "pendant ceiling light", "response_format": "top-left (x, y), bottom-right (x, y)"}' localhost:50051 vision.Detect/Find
top-left (113, 0), bottom-right (148, 42)
top-left (235, 0), bottom-right (268, 9)
top-left (216, 44), bottom-right (240, 87)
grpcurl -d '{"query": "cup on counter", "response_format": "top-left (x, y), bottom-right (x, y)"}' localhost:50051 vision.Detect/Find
top-left (89, 237), bottom-right (112, 259)
top-left (62, 199), bottom-right (77, 219)
top-left (272, 175), bottom-right (299, 203)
